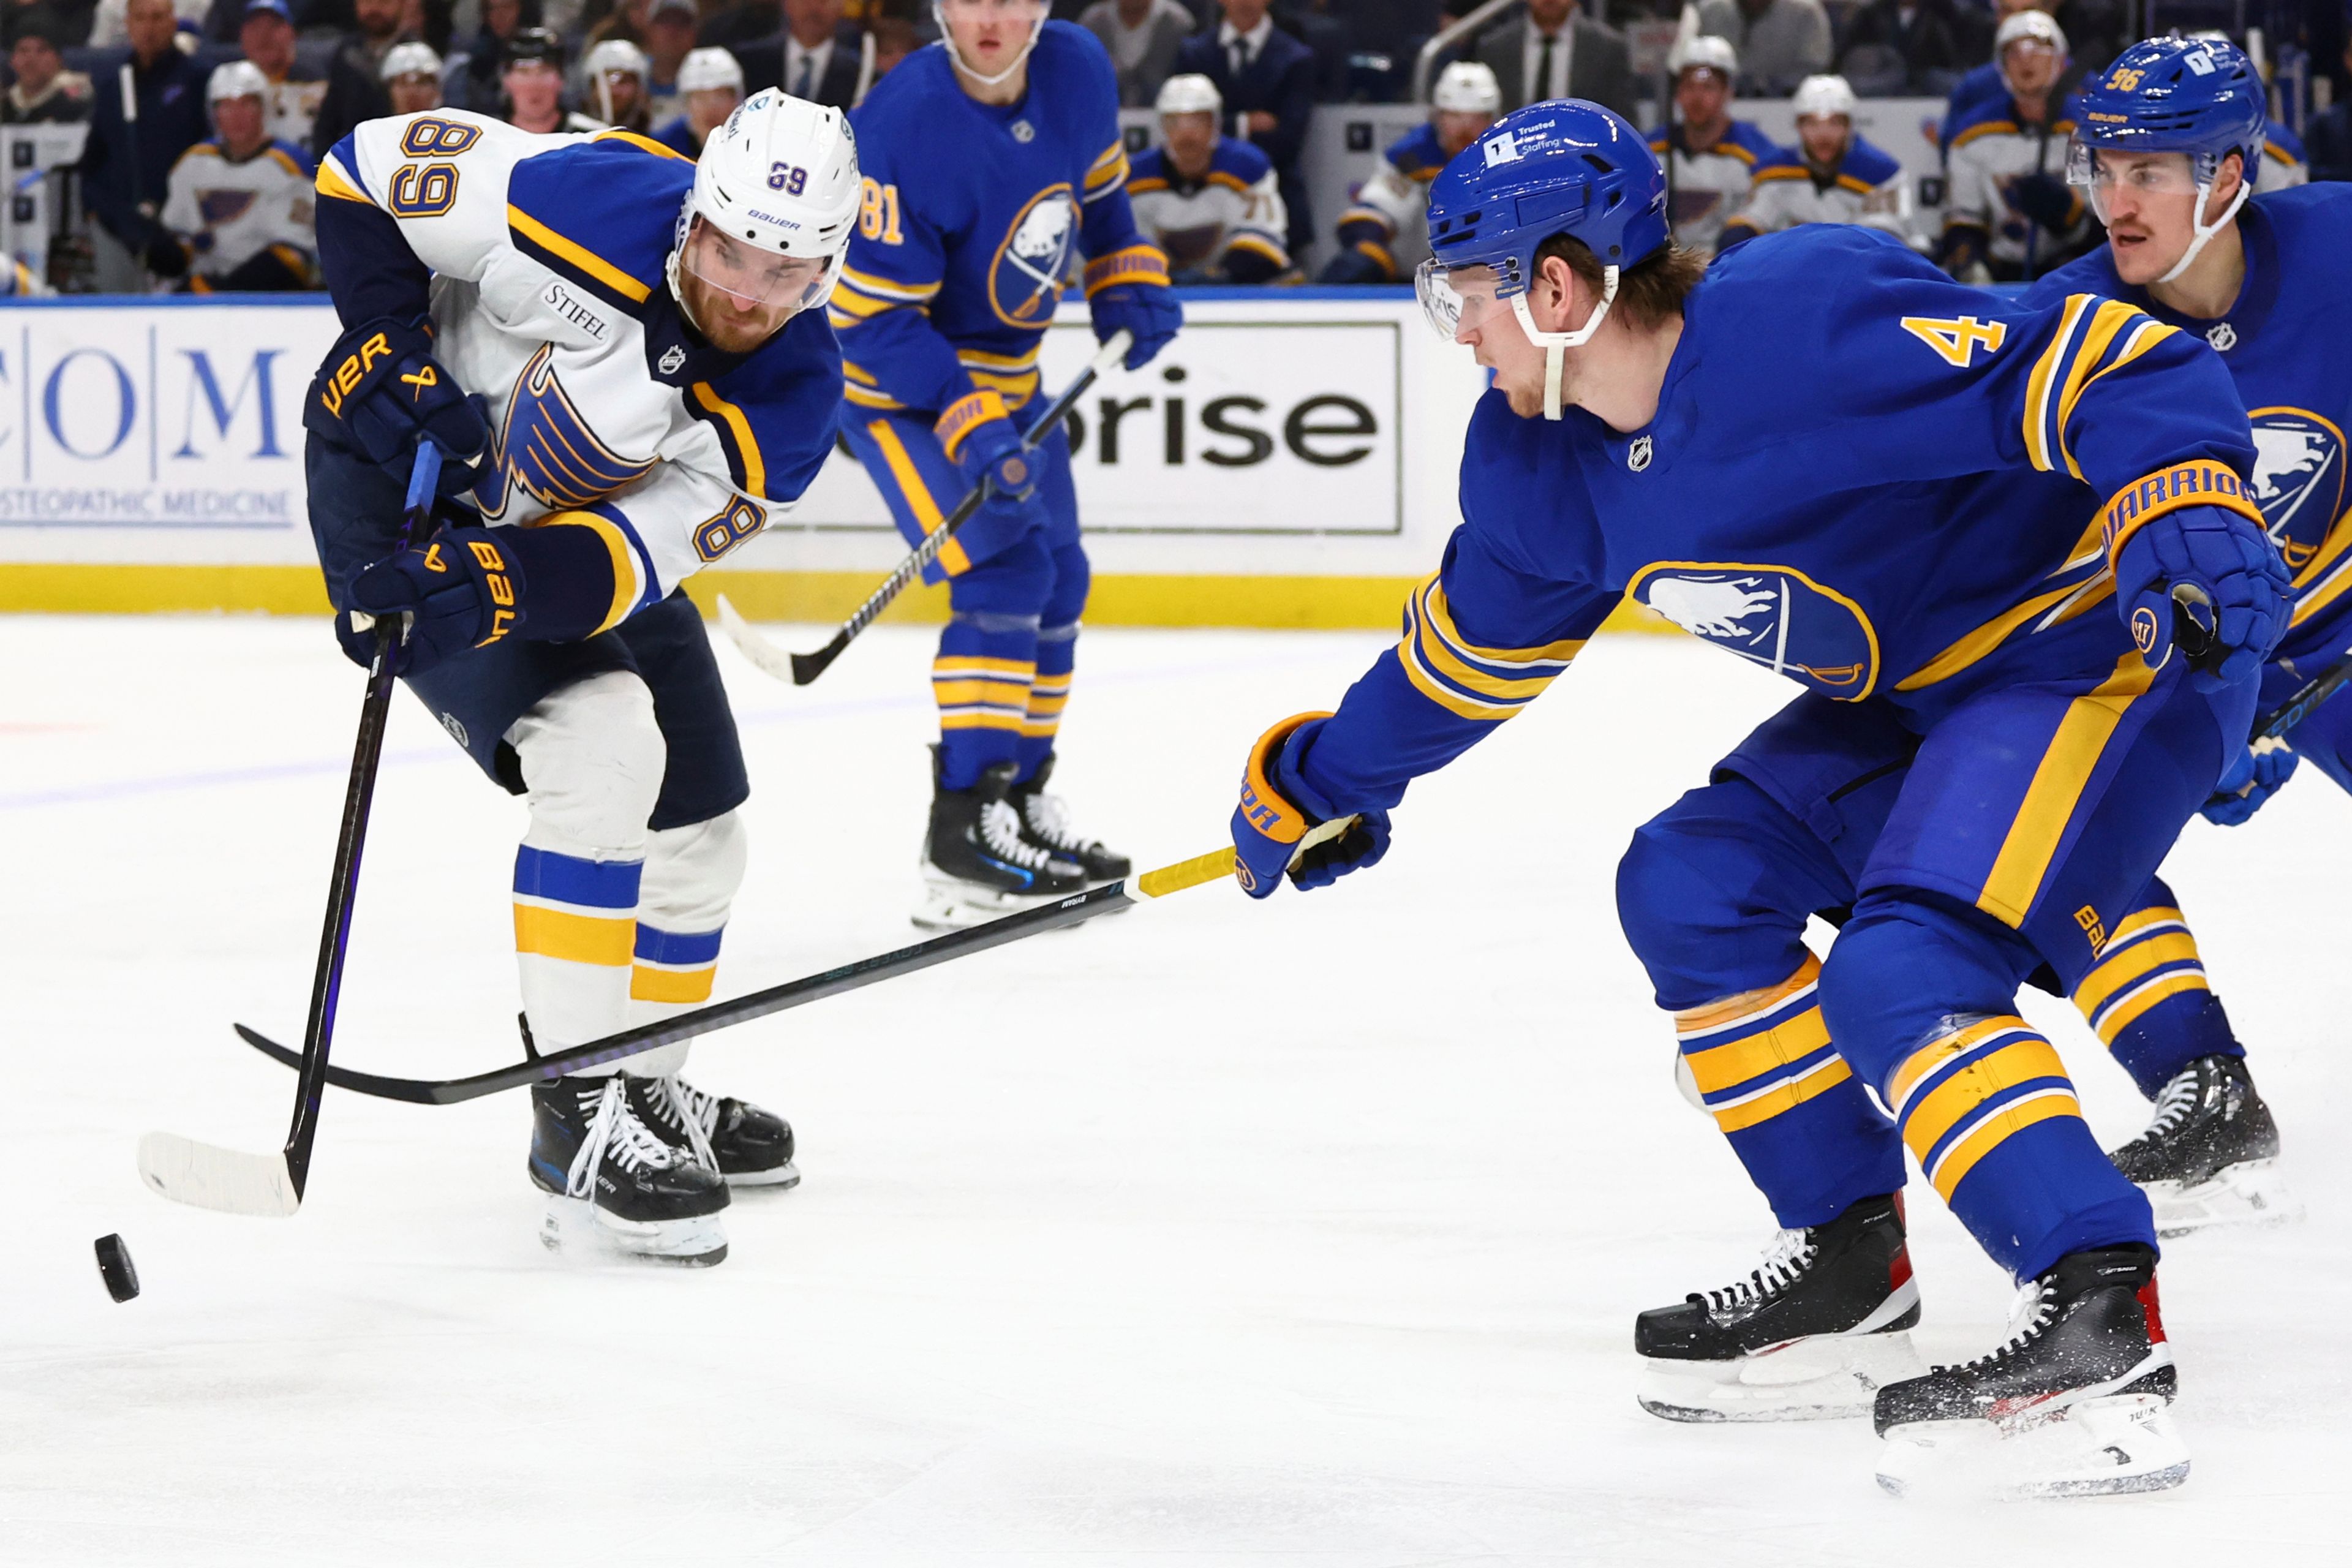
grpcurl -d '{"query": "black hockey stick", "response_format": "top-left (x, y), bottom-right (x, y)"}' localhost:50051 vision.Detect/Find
top-left (230, 820), bottom-right (1355, 1105)
top-left (2254, 649), bottom-right (2352, 742)
top-left (755, 329), bottom-right (1131, 688)
top-left (138, 442), bottom-right (444, 1215)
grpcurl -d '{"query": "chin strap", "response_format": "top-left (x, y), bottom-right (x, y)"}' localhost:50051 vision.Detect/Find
top-left (1511, 265), bottom-right (1619, 421)
top-left (935, 3), bottom-right (1047, 87)
top-left (2156, 172), bottom-right (2252, 286)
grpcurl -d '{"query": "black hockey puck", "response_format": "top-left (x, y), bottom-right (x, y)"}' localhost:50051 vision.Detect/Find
top-left (94, 1234), bottom-right (140, 1303)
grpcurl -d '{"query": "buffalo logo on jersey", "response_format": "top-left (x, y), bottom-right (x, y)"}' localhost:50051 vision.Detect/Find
top-left (990, 185), bottom-right (1079, 329)
top-left (2245, 409), bottom-right (2344, 573)
top-left (473, 345), bottom-right (656, 521)
top-left (1631, 565), bottom-right (1881, 698)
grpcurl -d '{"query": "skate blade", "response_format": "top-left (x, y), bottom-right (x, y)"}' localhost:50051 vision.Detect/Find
top-left (1637, 1330), bottom-right (1927, 1423)
top-left (724, 1159), bottom-right (800, 1191)
top-left (1876, 1395), bottom-right (2189, 1500)
top-left (911, 878), bottom-right (1072, 932)
top-left (2143, 1158), bottom-right (2304, 1238)
top-left (540, 1195), bottom-right (728, 1267)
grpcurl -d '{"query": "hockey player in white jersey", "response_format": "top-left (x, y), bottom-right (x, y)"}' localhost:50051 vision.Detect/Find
top-left (302, 92), bottom-right (855, 1264)
top-left (1128, 74), bottom-right (1290, 284)
top-left (1717, 74), bottom-right (1909, 252)
top-left (1317, 61), bottom-right (1498, 285)
top-left (1648, 36), bottom-right (1782, 258)
top-left (1940, 10), bottom-right (2090, 282)
top-left (159, 62), bottom-right (317, 292)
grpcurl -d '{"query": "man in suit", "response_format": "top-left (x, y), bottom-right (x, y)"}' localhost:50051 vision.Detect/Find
top-left (725, 0), bottom-right (867, 106)
top-left (1174, 0), bottom-right (1317, 253)
top-left (1468, 0), bottom-right (1636, 123)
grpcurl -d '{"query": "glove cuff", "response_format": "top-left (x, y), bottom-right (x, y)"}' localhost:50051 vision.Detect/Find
top-left (935, 389), bottom-right (1009, 463)
top-left (1084, 242), bottom-right (1171, 298)
top-left (1239, 710), bottom-right (1336, 846)
top-left (2101, 460), bottom-right (2263, 569)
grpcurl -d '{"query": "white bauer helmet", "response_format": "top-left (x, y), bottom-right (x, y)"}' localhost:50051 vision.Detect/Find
top-left (379, 40), bottom-right (443, 83)
top-left (671, 88), bottom-right (861, 325)
top-left (207, 59), bottom-right (268, 105)
top-left (677, 46), bottom-right (745, 96)
top-left (1432, 60), bottom-right (1502, 116)
top-left (934, 0), bottom-right (1047, 89)
top-left (1668, 34), bottom-right (1738, 80)
top-left (1791, 73), bottom-right (1856, 121)
top-left (1154, 71), bottom-right (1221, 119)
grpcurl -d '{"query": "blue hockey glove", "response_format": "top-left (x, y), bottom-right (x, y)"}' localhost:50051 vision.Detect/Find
top-left (2111, 496), bottom-right (2288, 691)
top-left (302, 315), bottom-right (489, 496)
top-left (2005, 171), bottom-right (2079, 230)
top-left (1085, 242), bottom-right (1181, 369)
top-left (345, 525), bottom-right (527, 675)
top-left (1231, 712), bottom-right (1392, 899)
top-left (935, 389), bottom-right (1038, 538)
top-left (2199, 737), bottom-right (2299, 826)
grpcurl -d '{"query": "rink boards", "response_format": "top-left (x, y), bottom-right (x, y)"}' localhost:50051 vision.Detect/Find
top-left (0, 290), bottom-right (1665, 632)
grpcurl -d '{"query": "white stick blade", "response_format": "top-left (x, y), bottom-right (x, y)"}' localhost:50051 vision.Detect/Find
top-left (137, 1132), bottom-right (300, 1218)
top-left (714, 594), bottom-right (800, 685)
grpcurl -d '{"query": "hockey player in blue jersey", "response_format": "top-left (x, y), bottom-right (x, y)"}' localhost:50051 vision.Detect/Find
top-left (1317, 62), bottom-right (1500, 286)
top-left (832, 0), bottom-right (1181, 930)
top-left (301, 93), bottom-right (853, 1264)
top-left (1223, 100), bottom-right (2287, 1493)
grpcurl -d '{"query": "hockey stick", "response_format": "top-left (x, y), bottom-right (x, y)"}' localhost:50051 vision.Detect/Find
top-left (2254, 649), bottom-right (2352, 742)
top-left (138, 442), bottom-right (444, 1216)
top-left (750, 328), bottom-right (1133, 688)
top-left (230, 816), bottom-right (1356, 1106)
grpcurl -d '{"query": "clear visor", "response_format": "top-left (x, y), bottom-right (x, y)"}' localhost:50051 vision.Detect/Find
top-left (1415, 258), bottom-right (1520, 342)
top-left (682, 217), bottom-right (842, 318)
top-left (2065, 141), bottom-right (2207, 224)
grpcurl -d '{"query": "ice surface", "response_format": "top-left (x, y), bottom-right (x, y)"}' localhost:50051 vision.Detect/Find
top-left (3, 616), bottom-right (2347, 1566)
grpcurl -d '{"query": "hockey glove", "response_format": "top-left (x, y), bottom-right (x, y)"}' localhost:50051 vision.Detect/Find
top-left (936, 390), bottom-right (1039, 537)
top-left (1085, 242), bottom-right (1182, 371)
top-left (303, 315), bottom-right (489, 496)
top-left (2199, 736), bottom-right (2299, 826)
top-left (345, 525), bottom-right (527, 676)
top-left (1231, 712), bottom-right (1392, 899)
top-left (2113, 500), bottom-right (2288, 691)
top-left (2004, 172), bottom-right (2079, 231)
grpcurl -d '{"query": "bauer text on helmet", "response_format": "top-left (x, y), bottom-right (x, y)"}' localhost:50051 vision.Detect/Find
top-left (673, 89), bottom-right (861, 352)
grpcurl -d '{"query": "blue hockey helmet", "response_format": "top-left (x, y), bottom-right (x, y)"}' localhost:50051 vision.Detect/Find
top-left (1415, 100), bottom-right (1668, 419)
top-left (2068, 36), bottom-right (2266, 282)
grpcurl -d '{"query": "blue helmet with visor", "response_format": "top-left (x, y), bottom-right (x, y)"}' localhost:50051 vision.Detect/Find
top-left (2068, 36), bottom-right (2266, 283)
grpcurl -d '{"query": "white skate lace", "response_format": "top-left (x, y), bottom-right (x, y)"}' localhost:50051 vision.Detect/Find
top-left (2135, 1065), bottom-right (2204, 1143)
top-left (566, 1077), bottom-right (684, 1199)
top-left (1950, 1278), bottom-right (2057, 1372)
top-left (648, 1076), bottom-right (722, 1171)
top-left (1020, 788), bottom-right (1101, 855)
top-left (979, 797), bottom-right (1060, 870)
top-left (1702, 1227), bottom-right (1817, 1313)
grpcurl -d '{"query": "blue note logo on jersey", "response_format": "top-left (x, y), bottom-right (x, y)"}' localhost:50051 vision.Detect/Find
top-left (473, 345), bottom-right (656, 520)
top-left (197, 188), bottom-right (260, 227)
top-left (990, 184), bottom-right (1078, 329)
top-left (2245, 409), bottom-right (2343, 573)
top-left (1631, 564), bottom-right (1882, 699)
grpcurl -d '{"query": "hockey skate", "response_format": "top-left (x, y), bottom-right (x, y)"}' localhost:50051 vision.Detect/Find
top-left (914, 748), bottom-right (1087, 930)
top-left (530, 1075), bottom-right (730, 1265)
top-left (1634, 1193), bottom-right (1925, 1422)
top-left (631, 1074), bottom-right (799, 1189)
top-left (1874, 1245), bottom-right (2185, 1499)
top-left (2109, 1054), bottom-right (2299, 1237)
top-left (1006, 752), bottom-right (1131, 881)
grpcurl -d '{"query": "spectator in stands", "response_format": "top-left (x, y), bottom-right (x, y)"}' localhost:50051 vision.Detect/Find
top-left (1461, 0), bottom-right (1634, 121)
top-left (6, 0), bottom-right (98, 53)
top-left (443, 0), bottom-right (532, 115)
top-left (78, 0), bottom-right (211, 288)
top-left (1319, 59), bottom-right (1496, 282)
top-left (380, 36), bottom-right (440, 111)
top-left (581, 36), bottom-right (650, 126)
top-left (698, 0), bottom-right (778, 50)
top-left (1836, 0), bottom-right (1978, 97)
top-left (1717, 72), bottom-right (1907, 251)
top-left (5, 23), bottom-right (90, 121)
top-left (502, 24), bottom-right (601, 129)
top-left (1938, 9), bottom-right (2087, 281)
top-left (239, 0), bottom-right (325, 149)
top-left (1648, 33), bottom-right (1779, 257)
top-left (1130, 72), bottom-right (1289, 282)
top-left (158, 60), bottom-right (316, 288)
top-left (85, 0), bottom-right (203, 48)
top-left (1285, 0), bottom-right (1349, 100)
top-left (1079, 0), bottom-right (1192, 107)
top-left (1694, 0), bottom-right (1830, 96)
top-left (582, 0), bottom-right (650, 54)
top-left (2307, 36), bottom-right (2352, 183)
top-left (651, 40), bottom-right (736, 151)
top-left (309, 0), bottom-right (400, 156)
top-left (733, 0), bottom-right (866, 105)
top-left (639, 0), bottom-right (697, 121)
top-left (869, 10), bottom-right (916, 76)
top-left (1174, 0), bottom-right (1316, 254)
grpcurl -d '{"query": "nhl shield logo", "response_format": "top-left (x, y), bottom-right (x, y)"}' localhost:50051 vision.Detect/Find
top-left (1627, 435), bottom-right (1653, 472)
top-left (2206, 322), bottom-right (2237, 352)
top-left (2247, 408), bottom-right (2345, 571)
top-left (1631, 564), bottom-right (1880, 698)
top-left (658, 345), bottom-right (687, 375)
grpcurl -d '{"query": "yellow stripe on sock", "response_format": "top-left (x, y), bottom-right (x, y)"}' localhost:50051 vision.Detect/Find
top-left (631, 964), bottom-right (715, 1004)
top-left (515, 905), bottom-right (636, 967)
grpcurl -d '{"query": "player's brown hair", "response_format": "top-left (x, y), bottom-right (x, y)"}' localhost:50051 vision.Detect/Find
top-left (1533, 235), bottom-right (1706, 332)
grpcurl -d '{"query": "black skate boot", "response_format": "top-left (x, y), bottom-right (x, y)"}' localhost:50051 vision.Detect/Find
top-left (631, 1075), bottom-right (799, 1189)
top-left (1872, 1245), bottom-right (2185, 1498)
top-left (1635, 1193), bottom-right (1924, 1422)
top-left (529, 1075), bottom-right (729, 1265)
top-left (1006, 752), bottom-right (1130, 881)
top-left (2109, 1054), bottom-right (2297, 1235)
top-left (915, 747), bottom-right (1086, 930)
